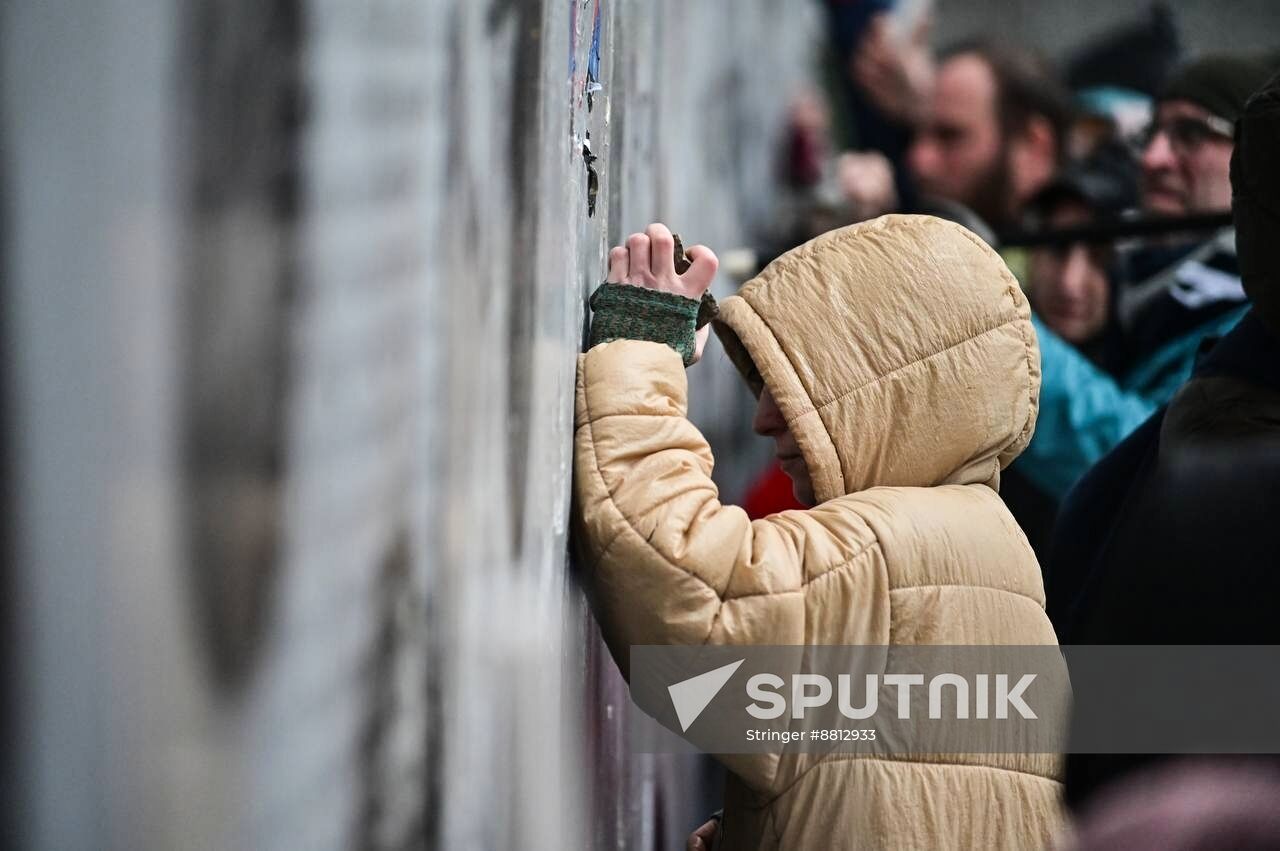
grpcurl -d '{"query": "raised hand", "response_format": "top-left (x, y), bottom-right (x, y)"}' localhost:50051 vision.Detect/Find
top-left (606, 222), bottom-right (719, 363)
top-left (852, 12), bottom-right (935, 128)
top-left (607, 222), bottom-right (718, 300)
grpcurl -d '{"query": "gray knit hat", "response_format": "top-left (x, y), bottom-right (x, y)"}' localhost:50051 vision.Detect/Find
top-left (1162, 54), bottom-right (1275, 122)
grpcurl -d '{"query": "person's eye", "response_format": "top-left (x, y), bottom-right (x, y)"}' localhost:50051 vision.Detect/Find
top-left (1170, 119), bottom-right (1210, 147)
top-left (936, 126), bottom-right (963, 145)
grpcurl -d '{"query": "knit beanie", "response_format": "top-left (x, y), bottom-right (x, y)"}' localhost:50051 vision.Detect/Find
top-left (1162, 54), bottom-right (1275, 121)
top-left (1231, 69), bottom-right (1280, 336)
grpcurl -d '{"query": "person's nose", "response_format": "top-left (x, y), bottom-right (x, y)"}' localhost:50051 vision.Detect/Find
top-left (752, 388), bottom-right (786, 437)
top-left (907, 138), bottom-right (939, 183)
top-left (1060, 245), bottom-right (1092, 300)
top-left (1141, 129), bottom-right (1178, 175)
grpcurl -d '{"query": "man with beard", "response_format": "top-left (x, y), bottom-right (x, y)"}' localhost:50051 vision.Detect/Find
top-left (907, 40), bottom-right (1071, 232)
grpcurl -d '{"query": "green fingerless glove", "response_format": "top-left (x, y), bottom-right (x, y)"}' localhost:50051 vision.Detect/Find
top-left (587, 283), bottom-right (718, 367)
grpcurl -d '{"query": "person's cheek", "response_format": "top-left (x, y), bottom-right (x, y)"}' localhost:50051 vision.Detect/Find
top-left (1179, 155), bottom-right (1202, 206)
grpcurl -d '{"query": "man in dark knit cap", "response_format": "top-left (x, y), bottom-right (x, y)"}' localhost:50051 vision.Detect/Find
top-left (1142, 54), bottom-right (1271, 216)
top-left (1013, 54), bottom-right (1276, 516)
top-left (1048, 69), bottom-right (1280, 811)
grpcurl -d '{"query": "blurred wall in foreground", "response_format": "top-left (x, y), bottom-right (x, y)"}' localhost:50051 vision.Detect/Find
top-left (2, 1), bottom-right (817, 849)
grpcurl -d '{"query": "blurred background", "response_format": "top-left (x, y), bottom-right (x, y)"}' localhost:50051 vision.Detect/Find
top-left (2, 1), bottom-right (1278, 849)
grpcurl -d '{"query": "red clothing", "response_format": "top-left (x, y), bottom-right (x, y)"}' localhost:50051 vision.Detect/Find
top-left (741, 460), bottom-right (805, 519)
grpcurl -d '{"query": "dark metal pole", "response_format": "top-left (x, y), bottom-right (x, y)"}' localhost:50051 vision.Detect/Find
top-left (999, 212), bottom-right (1233, 248)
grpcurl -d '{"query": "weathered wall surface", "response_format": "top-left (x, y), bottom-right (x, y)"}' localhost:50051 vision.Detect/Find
top-left (4, 1), bottom-right (817, 849)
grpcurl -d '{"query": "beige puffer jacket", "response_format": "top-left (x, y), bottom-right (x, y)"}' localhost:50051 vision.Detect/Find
top-left (574, 215), bottom-right (1063, 849)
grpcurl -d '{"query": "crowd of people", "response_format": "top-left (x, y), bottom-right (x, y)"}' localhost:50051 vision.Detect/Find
top-left (572, 3), bottom-right (1280, 848)
top-left (755, 6), bottom-right (1278, 559)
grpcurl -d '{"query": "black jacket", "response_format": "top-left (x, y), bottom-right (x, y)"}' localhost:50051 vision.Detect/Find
top-left (1046, 309), bottom-right (1280, 808)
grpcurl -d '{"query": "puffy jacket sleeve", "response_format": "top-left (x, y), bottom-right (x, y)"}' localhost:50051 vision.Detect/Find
top-left (573, 340), bottom-right (811, 670)
top-left (1018, 316), bottom-right (1159, 498)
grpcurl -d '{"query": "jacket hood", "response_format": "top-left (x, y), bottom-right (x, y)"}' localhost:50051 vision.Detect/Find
top-left (713, 215), bottom-right (1041, 503)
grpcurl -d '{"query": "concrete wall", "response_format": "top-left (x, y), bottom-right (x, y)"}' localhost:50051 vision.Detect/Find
top-left (3, 1), bottom-right (818, 849)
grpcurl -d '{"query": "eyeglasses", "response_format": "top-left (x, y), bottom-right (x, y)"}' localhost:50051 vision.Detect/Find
top-left (1138, 114), bottom-right (1235, 155)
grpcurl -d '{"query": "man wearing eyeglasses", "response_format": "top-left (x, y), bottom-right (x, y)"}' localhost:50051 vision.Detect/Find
top-left (1013, 55), bottom-right (1276, 519)
top-left (1140, 62), bottom-right (1242, 218)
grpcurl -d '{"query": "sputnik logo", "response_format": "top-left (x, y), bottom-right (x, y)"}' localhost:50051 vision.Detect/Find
top-left (668, 659), bottom-right (745, 732)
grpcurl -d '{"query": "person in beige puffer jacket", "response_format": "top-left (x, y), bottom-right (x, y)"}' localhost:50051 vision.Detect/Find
top-left (574, 215), bottom-right (1064, 850)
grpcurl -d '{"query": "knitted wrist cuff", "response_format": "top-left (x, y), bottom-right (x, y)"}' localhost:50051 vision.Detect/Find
top-left (588, 283), bottom-right (716, 367)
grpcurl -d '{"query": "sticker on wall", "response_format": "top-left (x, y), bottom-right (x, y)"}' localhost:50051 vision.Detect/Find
top-left (586, 0), bottom-right (603, 111)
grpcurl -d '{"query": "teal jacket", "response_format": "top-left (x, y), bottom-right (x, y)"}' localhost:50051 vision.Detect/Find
top-left (1020, 306), bottom-right (1249, 499)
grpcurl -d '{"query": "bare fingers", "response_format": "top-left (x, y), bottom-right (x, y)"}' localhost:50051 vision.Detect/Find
top-left (626, 232), bottom-right (651, 283)
top-left (646, 222), bottom-right (676, 280)
top-left (606, 245), bottom-right (629, 283)
top-left (611, 225), bottom-right (714, 299)
top-left (682, 244), bottom-right (719, 294)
